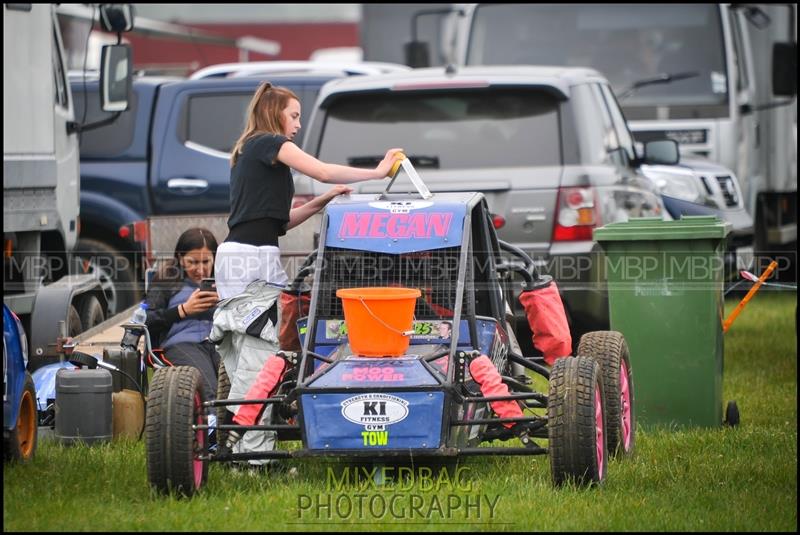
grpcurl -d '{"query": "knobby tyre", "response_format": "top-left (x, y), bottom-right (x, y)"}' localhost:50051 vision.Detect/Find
top-left (215, 361), bottom-right (232, 450)
top-left (577, 331), bottom-right (635, 457)
top-left (145, 366), bottom-right (208, 496)
top-left (548, 356), bottom-right (607, 486)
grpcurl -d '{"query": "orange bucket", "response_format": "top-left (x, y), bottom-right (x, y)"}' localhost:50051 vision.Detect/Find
top-left (336, 287), bottom-right (421, 357)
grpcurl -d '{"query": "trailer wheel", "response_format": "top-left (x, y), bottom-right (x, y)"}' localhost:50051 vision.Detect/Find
top-left (577, 331), bottom-right (635, 457)
top-left (215, 361), bottom-right (232, 450)
top-left (78, 295), bottom-right (106, 331)
top-left (67, 305), bottom-right (83, 337)
top-left (4, 372), bottom-right (38, 463)
top-left (74, 238), bottom-right (140, 316)
top-left (146, 366), bottom-right (208, 496)
top-left (548, 356), bottom-right (607, 486)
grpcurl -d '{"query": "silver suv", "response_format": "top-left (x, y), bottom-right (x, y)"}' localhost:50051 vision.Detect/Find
top-left (295, 65), bottom-right (671, 339)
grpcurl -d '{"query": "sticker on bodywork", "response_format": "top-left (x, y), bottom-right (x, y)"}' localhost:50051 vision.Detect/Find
top-left (325, 201), bottom-right (466, 253)
top-left (341, 393), bottom-right (409, 426)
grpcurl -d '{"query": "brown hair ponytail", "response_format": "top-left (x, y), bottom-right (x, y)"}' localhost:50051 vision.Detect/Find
top-left (230, 82), bottom-right (300, 167)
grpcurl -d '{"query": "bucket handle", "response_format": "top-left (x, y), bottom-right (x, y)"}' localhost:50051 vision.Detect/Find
top-left (357, 296), bottom-right (416, 337)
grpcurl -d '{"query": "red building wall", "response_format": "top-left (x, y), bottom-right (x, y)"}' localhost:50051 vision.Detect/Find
top-left (126, 22), bottom-right (360, 72)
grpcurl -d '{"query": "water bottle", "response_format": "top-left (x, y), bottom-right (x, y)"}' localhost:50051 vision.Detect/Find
top-left (120, 302), bottom-right (148, 351)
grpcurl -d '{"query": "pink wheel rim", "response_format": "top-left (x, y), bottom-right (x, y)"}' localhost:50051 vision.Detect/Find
top-left (620, 360), bottom-right (632, 452)
top-left (594, 387), bottom-right (604, 477)
top-left (193, 392), bottom-right (205, 488)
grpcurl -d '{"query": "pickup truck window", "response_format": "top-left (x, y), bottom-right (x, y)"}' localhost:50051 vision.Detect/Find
top-left (179, 93), bottom-right (252, 154)
top-left (72, 88), bottom-right (138, 158)
top-left (318, 89), bottom-right (561, 169)
top-left (179, 86), bottom-right (317, 153)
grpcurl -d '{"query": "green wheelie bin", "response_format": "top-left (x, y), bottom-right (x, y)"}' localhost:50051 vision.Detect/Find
top-left (593, 216), bottom-right (731, 428)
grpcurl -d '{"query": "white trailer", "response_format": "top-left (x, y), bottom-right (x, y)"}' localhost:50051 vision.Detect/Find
top-left (3, 4), bottom-right (133, 367)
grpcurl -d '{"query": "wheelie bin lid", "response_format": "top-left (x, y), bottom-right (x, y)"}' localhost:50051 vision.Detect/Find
top-left (593, 215), bottom-right (730, 242)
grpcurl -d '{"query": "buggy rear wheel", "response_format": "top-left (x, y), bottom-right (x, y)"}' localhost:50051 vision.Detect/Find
top-left (215, 361), bottom-right (232, 450)
top-left (146, 366), bottom-right (208, 496)
top-left (577, 331), bottom-right (635, 457)
top-left (548, 356), bottom-right (607, 486)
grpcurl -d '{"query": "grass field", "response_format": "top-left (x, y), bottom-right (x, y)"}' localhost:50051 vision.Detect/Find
top-left (3, 291), bottom-right (796, 532)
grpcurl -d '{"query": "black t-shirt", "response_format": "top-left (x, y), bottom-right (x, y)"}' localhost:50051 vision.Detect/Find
top-left (225, 216), bottom-right (285, 247)
top-left (226, 133), bottom-right (294, 245)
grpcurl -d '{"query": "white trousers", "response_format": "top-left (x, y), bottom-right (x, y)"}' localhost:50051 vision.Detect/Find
top-left (214, 241), bottom-right (288, 299)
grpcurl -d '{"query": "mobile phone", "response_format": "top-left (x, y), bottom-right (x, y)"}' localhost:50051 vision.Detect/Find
top-left (200, 278), bottom-right (216, 292)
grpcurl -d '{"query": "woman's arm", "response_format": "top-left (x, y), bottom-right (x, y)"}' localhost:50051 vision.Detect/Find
top-left (287, 184), bottom-right (353, 230)
top-left (143, 284), bottom-right (182, 344)
top-left (277, 142), bottom-right (403, 184)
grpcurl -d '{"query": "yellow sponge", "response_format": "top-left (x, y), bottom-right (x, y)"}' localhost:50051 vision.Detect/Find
top-left (388, 152), bottom-right (406, 178)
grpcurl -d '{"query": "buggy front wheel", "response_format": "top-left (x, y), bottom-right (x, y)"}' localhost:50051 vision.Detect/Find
top-left (548, 356), bottom-right (607, 486)
top-left (146, 366), bottom-right (208, 496)
top-left (577, 331), bottom-right (635, 457)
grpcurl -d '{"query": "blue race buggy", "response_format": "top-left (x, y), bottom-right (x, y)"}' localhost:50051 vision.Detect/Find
top-left (3, 303), bottom-right (37, 462)
top-left (145, 190), bottom-right (634, 496)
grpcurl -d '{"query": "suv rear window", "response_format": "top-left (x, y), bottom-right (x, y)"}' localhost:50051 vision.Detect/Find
top-left (317, 89), bottom-right (561, 169)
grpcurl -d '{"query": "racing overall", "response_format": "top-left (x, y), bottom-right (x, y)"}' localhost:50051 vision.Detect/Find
top-left (210, 279), bottom-right (283, 465)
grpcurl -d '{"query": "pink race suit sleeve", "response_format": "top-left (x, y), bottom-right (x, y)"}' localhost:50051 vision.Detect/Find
top-left (468, 354), bottom-right (524, 428)
top-left (518, 281), bottom-right (572, 365)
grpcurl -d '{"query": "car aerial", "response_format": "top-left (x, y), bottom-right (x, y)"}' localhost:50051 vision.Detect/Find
top-left (293, 64), bottom-right (672, 345)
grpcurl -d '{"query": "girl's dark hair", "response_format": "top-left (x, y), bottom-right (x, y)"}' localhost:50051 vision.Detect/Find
top-left (155, 227), bottom-right (218, 283)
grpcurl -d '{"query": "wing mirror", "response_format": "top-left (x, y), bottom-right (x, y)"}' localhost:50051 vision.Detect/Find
top-left (642, 139), bottom-right (680, 166)
top-left (100, 44), bottom-right (132, 112)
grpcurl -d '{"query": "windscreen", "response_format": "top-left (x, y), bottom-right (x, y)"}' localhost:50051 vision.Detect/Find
top-left (467, 4), bottom-right (727, 107)
top-left (317, 89), bottom-right (561, 169)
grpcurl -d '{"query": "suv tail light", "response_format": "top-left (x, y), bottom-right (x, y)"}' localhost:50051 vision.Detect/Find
top-left (552, 187), bottom-right (600, 241)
